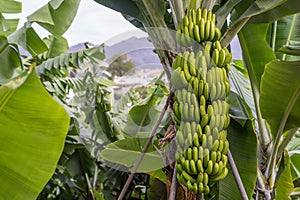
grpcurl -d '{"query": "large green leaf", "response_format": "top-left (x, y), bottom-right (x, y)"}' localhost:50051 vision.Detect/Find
top-left (0, 0), bottom-right (22, 13)
top-left (45, 35), bottom-right (69, 58)
top-left (27, 0), bottom-right (80, 36)
top-left (0, 70), bottom-right (70, 199)
top-left (218, 120), bottom-right (258, 199)
top-left (0, 36), bottom-right (21, 84)
top-left (0, 14), bottom-right (19, 36)
top-left (260, 60), bottom-right (300, 136)
top-left (222, 0), bottom-right (291, 46)
top-left (276, 14), bottom-right (300, 60)
top-left (249, 0), bottom-right (300, 23)
top-left (129, 94), bottom-right (158, 127)
top-left (8, 26), bottom-right (48, 56)
top-left (93, 0), bottom-right (145, 23)
top-left (100, 138), bottom-right (164, 173)
top-left (290, 151), bottom-right (300, 180)
top-left (229, 64), bottom-right (255, 121)
top-left (275, 151), bottom-right (294, 200)
top-left (238, 23), bottom-right (276, 88)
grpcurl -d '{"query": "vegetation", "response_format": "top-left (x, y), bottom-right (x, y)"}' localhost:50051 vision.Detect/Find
top-left (0, 0), bottom-right (300, 200)
top-left (107, 54), bottom-right (135, 80)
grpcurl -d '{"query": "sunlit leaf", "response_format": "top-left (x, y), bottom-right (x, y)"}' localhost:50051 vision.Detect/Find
top-left (238, 23), bottom-right (276, 88)
top-left (275, 151), bottom-right (294, 200)
top-left (217, 120), bottom-right (257, 199)
top-left (0, 36), bottom-right (21, 83)
top-left (0, 14), bottom-right (19, 36)
top-left (0, 0), bottom-right (22, 13)
top-left (8, 26), bottom-right (48, 55)
top-left (27, 0), bottom-right (80, 36)
top-left (249, 0), bottom-right (300, 23)
top-left (100, 138), bottom-right (164, 173)
top-left (0, 70), bottom-right (70, 199)
top-left (260, 60), bottom-right (300, 136)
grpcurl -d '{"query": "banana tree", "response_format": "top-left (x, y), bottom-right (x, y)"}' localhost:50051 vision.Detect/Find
top-left (93, 0), bottom-right (300, 199)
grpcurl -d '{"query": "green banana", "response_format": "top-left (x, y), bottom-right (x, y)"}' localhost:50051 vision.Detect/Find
top-left (189, 104), bottom-right (195, 121)
top-left (206, 160), bottom-right (213, 175)
top-left (197, 159), bottom-right (204, 173)
top-left (196, 8), bottom-right (201, 24)
top-left (213, 27), bottom-right (221, 41)
top-left (198, 182), bottom-right (204, 193)
top-left (219, 130), bottom-right (227, 140)
top-left (222, 154), bottom-right (228, 166)
top-left (198, 80), bottom-right (204, 96)
top-left (176, 130), bottom-right (185, 147)
top-left (201, 114), bottom-right (209, 127)
top-left (193, 133), bottom-right (200, 148)
top-left (190, 159), bottom-right (198, 174)
top-left (210, 151), bottom-right (217, 163)
top-left (188, 22), bottom-right (195, 42)
top-left (197, 172), bottom-right (203, 183)
top-left (218, 48), bottom-right (226, 67)
top-left (204, 20), bottom-right (211, 41)
top-left (182, 170), bottom-right (197, 183)
top-left (193, 146), bottom-right (199, 161)
top-left (187, 181), bottom-right (194, 191)
top-left (203, 148), bottom-right (210, 167)
top-left (184, 62), bottom-right (192, 82)
top-left (207, 105), bottom-right (214, 119)
top-left (212, 139), bottom-right (219, 151)
top-left (191, 121), bottom-right (197, 135)
top-left (203, 83), bottom-right (209, 100)
top-left (200, 95), bottom-right (206, 107)
top-left (222, 140), bottom-right (229, 154)
top-left (198, 146), bottom-right (204, 161)
top-left (200, 105), bottom-right (206, 118)
top-left (207, 135), bottom-right (213, 149)
top-left (209, 20), bottom-right (215, 41)
top-left (203, 172), bottom-right (209, 186)
top-left (212, 13), bottom-right (216, 24)
top-left (184, 159), bottom-right (193, 174)
top-left (202, 8), bottom-right (208, 21)
top-left (194, 24), bottom-right (201, 42)
top-left (210, 167), bottom-right (228, 182)
top-left (200, 18), bottom-right (205, 41)
top-left (210, 83), bottom-right (217, 100)
top-left (204, 125), bottom-right (211, 135)
top-left (201, 134), bottom-right (207, 148)
top-left (204, 185), bottom-right (210, 194)
top-left (212, 127), bottom-right (219, 140)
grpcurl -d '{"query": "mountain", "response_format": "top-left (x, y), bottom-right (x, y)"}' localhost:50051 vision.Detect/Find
top-left (70, 37), bottom-right (162, 69)
top-left (104, 37), bottom-right (162, 69)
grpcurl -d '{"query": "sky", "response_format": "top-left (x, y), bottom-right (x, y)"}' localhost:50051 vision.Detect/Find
top-left (17, 0), bottom-right (144, 45)
top-left (15, 0), bottom-right (242, 58)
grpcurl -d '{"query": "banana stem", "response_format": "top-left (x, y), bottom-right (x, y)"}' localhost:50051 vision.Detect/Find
top-left (117, 92), bottom-right (173, 200)
top-left (201, 0), bottom-right (216, 10)
top-left (169, 166), bottom-right (177, 200)
top-left (168, 0), bottom-right (184, 29)
top-left (228, 149), bottom-right (248, 200)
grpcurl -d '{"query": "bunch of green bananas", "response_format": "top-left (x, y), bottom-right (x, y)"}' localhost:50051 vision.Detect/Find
top-left (172, 8), bottom-right (232, 196)
top-left (176, 8), bottom-right (222, 46)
